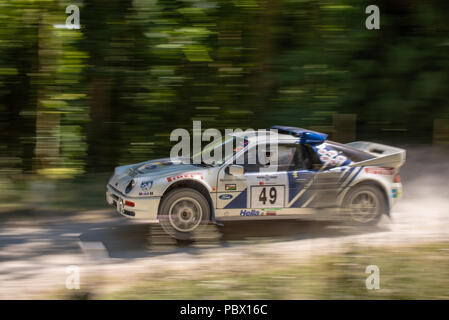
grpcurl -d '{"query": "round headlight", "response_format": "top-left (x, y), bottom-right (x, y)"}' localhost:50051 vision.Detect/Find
top-left (125, 179), bottom-right (135, 194)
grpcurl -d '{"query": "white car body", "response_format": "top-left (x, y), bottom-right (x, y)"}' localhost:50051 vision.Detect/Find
top-left (106, 126), bottom-right (405, 225)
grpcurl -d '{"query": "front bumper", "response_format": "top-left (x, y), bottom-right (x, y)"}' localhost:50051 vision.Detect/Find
top-left (106, 184), bottom-right (160, 222)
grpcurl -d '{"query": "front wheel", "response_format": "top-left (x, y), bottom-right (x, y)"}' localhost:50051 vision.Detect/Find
top-left (342, 184), bottom-right (387, 226)
top-left (158, 188), bottom-right (211, 240)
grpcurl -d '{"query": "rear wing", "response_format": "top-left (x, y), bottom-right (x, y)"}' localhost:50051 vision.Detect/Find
top-left (345, 141), bottom-right (406, 168)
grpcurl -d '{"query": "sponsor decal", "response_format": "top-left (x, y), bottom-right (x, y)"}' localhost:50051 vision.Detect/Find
top-left (314, 144), bottom-right (351, 167)
top-left (140, 181), bottom-right (152, 191)
top-left (167, 172), bottom-right (203, 182)
top-left (317, 149), bottom-right (327, 155)
top-left (219, 194), bottom-right (233, 200)
top-left (328, 150), bottom-right (338, 157)
top-left (256, 175), bottom-right (278, 180)
top-left (392, 188), bottom-right (401, 198)
top-left (225, 184), bottom-right (236, 191)
top-left (259, 209), bottom-right (277, 216)
top-left (365, 167), bottom-right (394, 175)
top-left (257, 175), bottom-right (278, 185)
top-left (139, 192), bottom-right (153, 196)
top-left (240, 209), bottom-right (260, 216)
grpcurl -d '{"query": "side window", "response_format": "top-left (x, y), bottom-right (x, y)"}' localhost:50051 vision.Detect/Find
top-left (265, 144), bottom-right (311, 172)
top-left (303, 144), bottom-right (321, 170)
top-left (278, 144), bottom-right (313, 171)
top-left (256, 144), bottom-right (298, 172)
top-left (233, 146), bottom-right (261, 173)
top-left (275, 145), bottom-right (297, 172)
top-left (233, 144), bottom-right (313, 173)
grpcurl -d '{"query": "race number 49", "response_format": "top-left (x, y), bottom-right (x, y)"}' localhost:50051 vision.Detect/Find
top-left (251, 186), bottom-right (284, 208)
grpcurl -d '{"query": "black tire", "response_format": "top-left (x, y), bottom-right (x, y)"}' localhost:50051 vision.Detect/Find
top-left (158, 188), bottom-right (211, 240)
top-left (342, 184), bottom-right (387, 226)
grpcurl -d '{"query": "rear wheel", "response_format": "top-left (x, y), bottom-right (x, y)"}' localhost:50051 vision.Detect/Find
top-left (158, 188), bottom-right (211, 240)
top-left (343, 184), bottom-right (387, 226)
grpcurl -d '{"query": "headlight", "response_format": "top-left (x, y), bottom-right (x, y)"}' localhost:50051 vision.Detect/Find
top-left (125, 179), bottom-right (135, 194)
top-left (140, 181), bottom-right (153, 191)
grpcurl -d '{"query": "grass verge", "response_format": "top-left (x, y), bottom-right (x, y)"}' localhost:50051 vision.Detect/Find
top-left (77, 242), bottom-right (449, 299)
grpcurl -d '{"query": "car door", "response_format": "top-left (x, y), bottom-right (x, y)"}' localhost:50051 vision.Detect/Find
top-left (244, 144), bottom-right (291, 213)
top-left (215, 165), bottom-right (248, 212)
top-left (215, 143), bottom-right (298, 217)
top-left (215, 145), bottom-right (258, 215)
top-left (287, 144), bottom-right (341, 209)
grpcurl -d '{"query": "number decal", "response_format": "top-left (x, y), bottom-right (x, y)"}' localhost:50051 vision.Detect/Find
top-left (251, 185), bottom-right (284, 208)
top-left (258, 187), bottom-right (277, 205)
top-left (269, 187), bottom-right (277, 204)
top-left (259, 187), bottom-right (267, 204)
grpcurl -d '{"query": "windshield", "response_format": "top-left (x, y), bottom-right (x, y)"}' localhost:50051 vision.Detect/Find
top-left (191, 135), bottom-right (248, 166)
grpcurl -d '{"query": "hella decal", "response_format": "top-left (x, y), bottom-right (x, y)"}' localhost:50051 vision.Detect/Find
top-left (240, 209), bottom-right (260, 216)
top-left (139, 191), bottom-right (153, 196)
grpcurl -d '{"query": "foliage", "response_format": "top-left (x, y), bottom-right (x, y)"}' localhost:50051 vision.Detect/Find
top-left (0, 0), bottom-right (448, 176)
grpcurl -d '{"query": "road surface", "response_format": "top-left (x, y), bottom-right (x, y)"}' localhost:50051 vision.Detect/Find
top-left (0, 146), bottom-right (448, 299)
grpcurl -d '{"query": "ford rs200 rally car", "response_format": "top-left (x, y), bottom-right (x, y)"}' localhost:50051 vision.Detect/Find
top-left (106, 126), bottom-right (406, 240)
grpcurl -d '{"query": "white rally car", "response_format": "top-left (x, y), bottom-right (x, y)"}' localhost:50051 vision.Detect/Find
top-left (106, 126), bottom-right (405, 240)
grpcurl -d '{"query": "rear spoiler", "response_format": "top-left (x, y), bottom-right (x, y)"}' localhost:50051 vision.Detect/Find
top-left (345, 141), bottom-right (406, 168)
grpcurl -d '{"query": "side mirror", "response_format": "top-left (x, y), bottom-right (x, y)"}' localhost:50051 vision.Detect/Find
top-left (227, 165), bottom-right (244, 176)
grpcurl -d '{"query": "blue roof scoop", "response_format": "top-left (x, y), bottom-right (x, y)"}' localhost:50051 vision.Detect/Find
top-left (270, 125), bottom-right (328, 145)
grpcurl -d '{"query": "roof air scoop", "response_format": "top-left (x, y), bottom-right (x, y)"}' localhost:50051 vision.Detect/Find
top-left (270, 125), bottom-right (327, 145)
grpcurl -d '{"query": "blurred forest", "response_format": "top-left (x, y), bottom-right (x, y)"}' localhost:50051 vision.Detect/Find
top-left (0, 0), bottom-right (448, 178)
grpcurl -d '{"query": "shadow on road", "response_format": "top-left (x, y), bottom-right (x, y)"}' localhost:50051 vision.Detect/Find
top-left (79, 219), bottom-right (390, 259)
